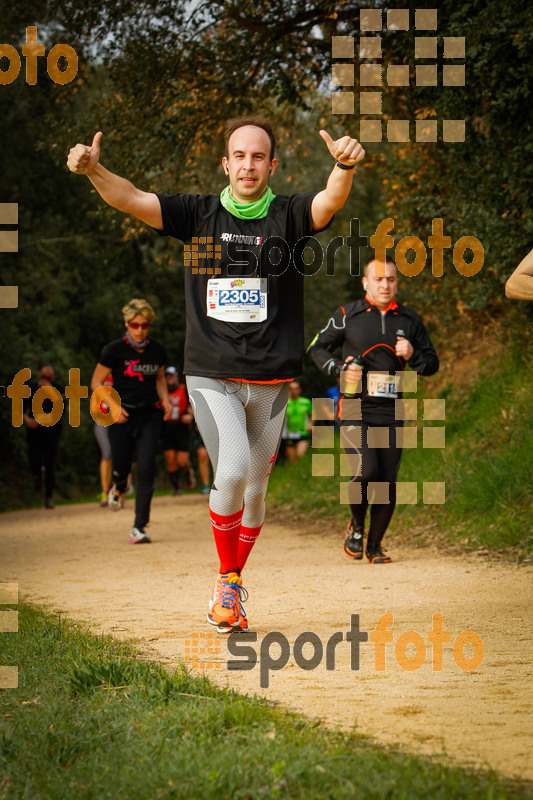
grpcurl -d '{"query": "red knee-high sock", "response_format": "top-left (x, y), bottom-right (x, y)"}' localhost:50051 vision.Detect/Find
top-left (210, 507), bottom-right (244, 574)
top-left (237, 524), bottom-right (263, 572)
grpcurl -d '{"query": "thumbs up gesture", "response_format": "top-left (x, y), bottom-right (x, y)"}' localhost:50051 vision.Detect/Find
top-left (319, 130), bottom-right (365, 168)
top-left (67, 131), bottom-right (102, 175)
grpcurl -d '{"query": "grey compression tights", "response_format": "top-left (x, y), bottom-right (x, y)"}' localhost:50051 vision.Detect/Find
top-left (186, 377), bottom-right (289, 527)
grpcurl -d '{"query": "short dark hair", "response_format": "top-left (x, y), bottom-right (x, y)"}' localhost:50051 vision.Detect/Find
top-left (224, 116), bottom-right (276, 160)
top-left (363, 256), bottom-right (397, 276)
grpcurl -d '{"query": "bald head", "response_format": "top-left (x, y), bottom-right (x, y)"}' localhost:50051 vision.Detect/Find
top-left (363, 257), bottom-right (396, 276)
top-left (362, 259), bottom-right (398, 309)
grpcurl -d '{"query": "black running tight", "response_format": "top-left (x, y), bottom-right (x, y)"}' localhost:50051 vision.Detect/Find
top-left (341, 421), bottom-right (403, 551)
top-left (108, 407), bottom-right (162, 530)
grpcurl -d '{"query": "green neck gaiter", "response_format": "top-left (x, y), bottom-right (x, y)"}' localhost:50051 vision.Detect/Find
top-left (220, 185), bottom-right (276, 220)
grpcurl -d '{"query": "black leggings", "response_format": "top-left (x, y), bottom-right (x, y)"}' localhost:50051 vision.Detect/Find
top-left (108, 408), bottom-right (162, 529)
top-left (341, 421), bottom-right (403, 551)
top-left (27, 426), bottom-right (62, 499)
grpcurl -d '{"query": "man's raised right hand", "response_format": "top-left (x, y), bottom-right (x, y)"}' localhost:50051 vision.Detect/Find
top-left (65, 131), bottom-right (163, 229)
top-left (67, 132), bottom-right (102, 175)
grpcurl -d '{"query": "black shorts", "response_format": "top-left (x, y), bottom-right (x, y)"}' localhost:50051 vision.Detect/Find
top-left (284, 433), bottom-right (309, 446)
top-left (162, 422), bottom-right (191, 452)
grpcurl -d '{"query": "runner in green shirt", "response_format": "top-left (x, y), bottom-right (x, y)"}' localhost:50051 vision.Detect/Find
top-left (283, 380), bottom-right (312, 464)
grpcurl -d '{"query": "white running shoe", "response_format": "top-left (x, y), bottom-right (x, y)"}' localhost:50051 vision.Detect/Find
top-left (108, 485), bottom-right (125, 511)
top-left (129, 526), bottom-right (151, 544)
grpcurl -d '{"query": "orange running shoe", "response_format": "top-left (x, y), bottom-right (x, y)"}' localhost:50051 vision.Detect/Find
top-left (343, 520), bottom-right (364, 560)
top-left (207, 571), bottom-right (249, 633)
top-left (366, 546), bottom-right (392, 564)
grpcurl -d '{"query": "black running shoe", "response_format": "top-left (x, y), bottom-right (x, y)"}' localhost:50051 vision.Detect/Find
top-left (366, 546), bottom-right (392, 564)
top-left (343, 521), bottom-right (364, 560)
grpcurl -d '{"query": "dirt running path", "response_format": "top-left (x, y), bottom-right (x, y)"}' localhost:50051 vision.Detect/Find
top-left (1, 496), bottom-right (532, 781)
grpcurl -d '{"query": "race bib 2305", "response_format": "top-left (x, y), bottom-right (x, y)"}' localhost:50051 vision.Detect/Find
top-left (206, 278), bottom-right (267, 323)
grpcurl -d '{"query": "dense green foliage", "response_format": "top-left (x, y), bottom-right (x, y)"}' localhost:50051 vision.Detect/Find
top-left (380, 0), bottom-right (533, 324)
top-left (0, 604), bottom-right (529, 798)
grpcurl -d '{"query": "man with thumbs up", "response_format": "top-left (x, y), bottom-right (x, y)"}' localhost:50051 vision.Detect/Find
top-left (67, 117), bottom-right (364, 632)
top-left (67, 126), bottom-right (363, 231)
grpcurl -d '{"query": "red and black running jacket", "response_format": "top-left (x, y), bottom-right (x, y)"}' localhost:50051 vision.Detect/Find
top-left (308, 296), bottom-right (439, 423)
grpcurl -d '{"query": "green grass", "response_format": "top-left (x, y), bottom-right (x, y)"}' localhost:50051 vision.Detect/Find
top-left (268, 329), bottom-right (533, 557)
top-left (393, 331), bottom-right (533, 556)
top-left (0, 604), bottom-right (529, 799)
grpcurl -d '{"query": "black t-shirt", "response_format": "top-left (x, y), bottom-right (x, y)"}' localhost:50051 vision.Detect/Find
top-left (156, 192), bottom-right (325, 380)
top-left (99, 337), bottom-right (166, 408)
top-left (308, 298), bottom-right (439, 424)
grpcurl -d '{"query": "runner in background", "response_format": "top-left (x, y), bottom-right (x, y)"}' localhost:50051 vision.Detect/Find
top-left (309, 258), bottom-right (438, 563)
top-left (162, 366), bottom-right (196, 495)
top-left (22, 364), bottom-right (64, 509)
top-left (91, 298), bottom-right (171, 543)
top-left (283, 380), bottom-right (312, 465)
top-left (67, 116), bottom-right (365, 630)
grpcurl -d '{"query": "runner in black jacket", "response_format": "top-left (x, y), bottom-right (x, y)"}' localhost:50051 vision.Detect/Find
top-left (309, 258), bottom-right (438, 563)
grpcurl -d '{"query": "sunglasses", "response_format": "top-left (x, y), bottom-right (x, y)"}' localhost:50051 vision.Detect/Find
top-left (128, 321), bottom-right (150, 330)
top-left (40, 373), bottom-right (54, 380)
